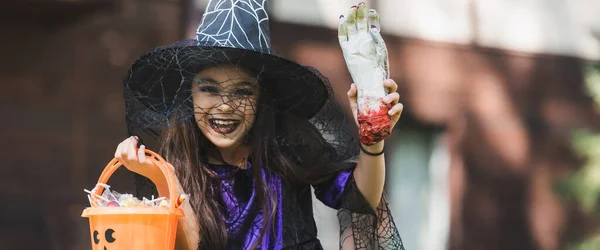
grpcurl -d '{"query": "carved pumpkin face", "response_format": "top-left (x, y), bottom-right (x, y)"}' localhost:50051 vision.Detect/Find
top-left (93, 228), bottom-right (116, 250)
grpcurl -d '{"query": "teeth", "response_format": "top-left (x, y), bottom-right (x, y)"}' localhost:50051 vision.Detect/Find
top-left (212, 119), bottom-right (236, 126)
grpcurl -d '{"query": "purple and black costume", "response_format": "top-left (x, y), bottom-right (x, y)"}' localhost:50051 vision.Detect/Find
top-left (209, 163), bottom-right (402, 249)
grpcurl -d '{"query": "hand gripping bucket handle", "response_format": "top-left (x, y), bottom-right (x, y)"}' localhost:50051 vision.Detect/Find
top-left (82, 149), bottom-right (183, 250)
top-left (91, 149), bottom-right (179, 210)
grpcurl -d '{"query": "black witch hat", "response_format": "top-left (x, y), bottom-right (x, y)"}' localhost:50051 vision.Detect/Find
top-left (124, 0), bottom-right (331, 140)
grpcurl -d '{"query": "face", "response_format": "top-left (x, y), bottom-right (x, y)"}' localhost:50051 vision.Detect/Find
top-left (192, 65), bottom-right (259, 150)
top-left (92, 228), bottom-right (116, 250)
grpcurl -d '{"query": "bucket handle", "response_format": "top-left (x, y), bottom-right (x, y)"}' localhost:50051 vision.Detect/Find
top-left (90, 149), bottom-right (179, 212)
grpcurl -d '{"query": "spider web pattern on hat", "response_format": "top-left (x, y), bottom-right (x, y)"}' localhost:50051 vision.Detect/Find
top-left (196, 0), bottom-right (270, 50)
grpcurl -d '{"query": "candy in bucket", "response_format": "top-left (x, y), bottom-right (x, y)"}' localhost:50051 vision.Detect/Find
top-left (84, 183), bottom-right (189, 208)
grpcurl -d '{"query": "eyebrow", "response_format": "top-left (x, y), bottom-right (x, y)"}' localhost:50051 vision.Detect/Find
top-left (195, 77), bottom-right (219, 85)
top-left (196, 77), bottom-right (256, 88)
top-left (236, 81), bottom-right (256, 88)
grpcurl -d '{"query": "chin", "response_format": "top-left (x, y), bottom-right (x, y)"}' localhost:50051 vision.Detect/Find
top-left (207, 135), bottom-right (243, 149)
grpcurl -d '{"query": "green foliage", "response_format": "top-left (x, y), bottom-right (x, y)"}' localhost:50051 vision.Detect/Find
top-left (584, 62), bottom-right (600, 112)
top-left (569, 235), bottom-right (600, 250)
top-left (567, 129), bottom-right (600, 213)
top-left (559, 60), bottom-right (600, 250)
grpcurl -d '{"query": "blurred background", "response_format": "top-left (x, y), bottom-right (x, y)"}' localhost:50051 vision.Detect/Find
top-left (2, 0), bottom-right (600, 249)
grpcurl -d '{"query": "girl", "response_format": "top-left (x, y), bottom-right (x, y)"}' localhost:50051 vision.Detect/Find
top-left (116, 1), bottom-right (405, 249)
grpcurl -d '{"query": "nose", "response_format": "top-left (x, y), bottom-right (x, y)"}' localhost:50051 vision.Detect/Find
top-left (217, 102), bottom-right (233, 113)
top-left (216, 95), bottom-right (235, 113)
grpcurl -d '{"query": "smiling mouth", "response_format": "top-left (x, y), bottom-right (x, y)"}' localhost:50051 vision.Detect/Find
top-left (209, 118), bottom-right (241, 135)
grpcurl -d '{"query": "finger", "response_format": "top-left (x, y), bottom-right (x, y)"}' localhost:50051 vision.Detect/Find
top-left (388, 103), bottom-right (404, 117)
top-left (127, 136), bottom-right (138, 161)
top-left (347, 83), bottom-right (357, 102)
top-left (119, 137), bottom-right (133, 158)
top-left (368, 9), bottom-right (381, 32)
top-left (383, 92), bottom-right (399, 105)
top-left (347, 83), bottom-right (358, 112)
top-left (368, 21), bottom-right (385, 45)
top-left (115, 140), bottom-right (125, 159)
top-left (368, 10), bottom-right (390, 79)
top-left (138, 144), bottom-right (147, 164)
top-left (346, 5), bottom-right (358, 38)
top-left (138, 145), bottom-right (152, 164)
top-left (347, 83), bottom-right (357, 96)
top-left (383, 79), bottom-right (398, 93)
top-left (338, 15), bottom-right (348, 42)
top-left (356, 2), bottom-right (368, 33)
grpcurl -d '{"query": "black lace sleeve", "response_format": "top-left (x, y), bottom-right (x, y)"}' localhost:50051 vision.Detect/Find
top-left (337, 175), bottom-right (405, 249)
top-left (313, 169), bottom-right (405, 249)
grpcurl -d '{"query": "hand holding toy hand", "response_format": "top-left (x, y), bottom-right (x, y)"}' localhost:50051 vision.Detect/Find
top-left (347, 79), bottom-right (403, 144)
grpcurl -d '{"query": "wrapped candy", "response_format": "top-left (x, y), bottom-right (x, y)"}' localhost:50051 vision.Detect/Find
top-left (107, 201), bottom-right (120, 207)
top-left (159, 200), bottom-right (169, 208)
top-left (118, 194), bottom-right (139, 208)
top-left (176, 194), bottom-right (189, 207)
top-left (84, 183), bottom-right (186, 208)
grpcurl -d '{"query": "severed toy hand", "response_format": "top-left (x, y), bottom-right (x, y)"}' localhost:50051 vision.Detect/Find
top-left (339, 2), bottom-right (398, 146)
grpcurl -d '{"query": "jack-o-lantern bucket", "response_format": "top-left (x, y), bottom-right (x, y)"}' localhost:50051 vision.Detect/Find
top-left (81, 149), bottom-right (184, 250)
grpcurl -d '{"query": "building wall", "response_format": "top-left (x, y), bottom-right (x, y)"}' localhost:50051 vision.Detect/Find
top-left (270, 0), bottom-right (600, 60)
top-left (0, 1), bottom-right (183, 249)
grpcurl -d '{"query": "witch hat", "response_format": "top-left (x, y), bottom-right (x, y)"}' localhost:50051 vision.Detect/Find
top-left (123, 0), bottom-right (331, 140)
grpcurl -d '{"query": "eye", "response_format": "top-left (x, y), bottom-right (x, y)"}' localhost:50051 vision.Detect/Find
top-left (93, 230), bottom-right (100, 244)
top-left (234, 88), bottom-right (254, 96)
top-left (105, 228), bottom-right (116, 243)
top-left (198, 86), bottom-right (219, 94)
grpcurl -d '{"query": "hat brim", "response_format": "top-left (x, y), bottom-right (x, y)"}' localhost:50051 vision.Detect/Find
top-left (124, 40), bottom-right (330, 120)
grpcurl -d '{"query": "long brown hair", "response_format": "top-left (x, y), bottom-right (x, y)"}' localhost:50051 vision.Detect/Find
top-left (156, 76), bottom-right (356, 249)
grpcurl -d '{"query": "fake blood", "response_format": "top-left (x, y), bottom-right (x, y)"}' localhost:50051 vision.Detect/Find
top-left (358, 102), bottom-right (392, 146)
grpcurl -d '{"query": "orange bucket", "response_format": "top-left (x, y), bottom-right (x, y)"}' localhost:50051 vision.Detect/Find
top-left (81, 149), bottom-right (184, 250)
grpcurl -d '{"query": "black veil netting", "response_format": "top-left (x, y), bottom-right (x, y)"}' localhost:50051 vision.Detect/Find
top-left (122, 39), bottom-right (360, 198)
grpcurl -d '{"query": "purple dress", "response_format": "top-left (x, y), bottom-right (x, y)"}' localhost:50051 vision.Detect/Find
top-left (207, 162), bottom-right (404, 250)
